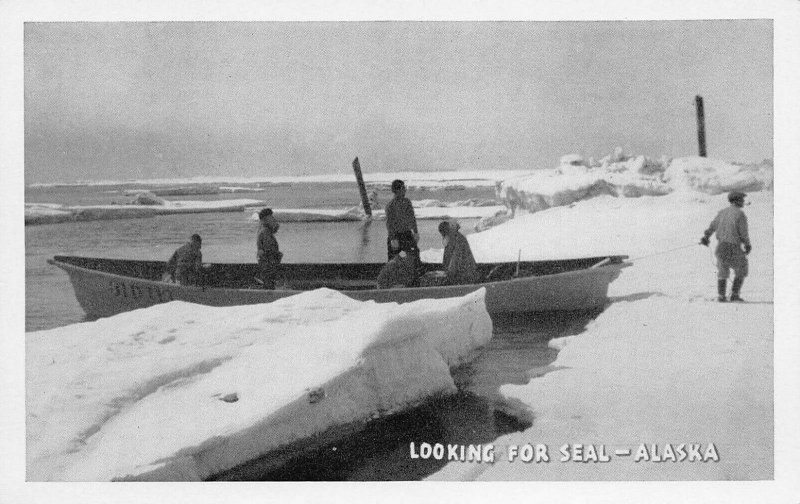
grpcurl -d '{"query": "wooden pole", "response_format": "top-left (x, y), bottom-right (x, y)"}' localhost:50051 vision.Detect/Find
top-left (695, 95), bottom-right (707, 157)
top-left (352, 157), bottom-right (372, 218)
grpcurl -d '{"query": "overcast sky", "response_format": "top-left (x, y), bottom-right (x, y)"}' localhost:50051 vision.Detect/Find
top-left (24, 21), bottom-right (772, 183)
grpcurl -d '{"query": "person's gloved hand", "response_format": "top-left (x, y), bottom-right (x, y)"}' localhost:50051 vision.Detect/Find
top-left (699, 236), bottom-right (710, 246)
top-left (744, 244), bottom-right (752, 255)
top-left (390, 239), bottom-right (400, 250)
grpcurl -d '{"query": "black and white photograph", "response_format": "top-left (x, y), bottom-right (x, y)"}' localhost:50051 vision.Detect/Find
top-left (2, 1), bottom-right (799, 502)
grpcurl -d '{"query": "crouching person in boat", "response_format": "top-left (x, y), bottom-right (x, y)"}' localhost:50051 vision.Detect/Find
top-left (165, 233), bottom-right (204, 286)
top-left (257, 208), bottom-right (283, 289)
top-left (438, 220), bottom-right (480, 285)
top-left (376, 250), bottom-right (418, 289)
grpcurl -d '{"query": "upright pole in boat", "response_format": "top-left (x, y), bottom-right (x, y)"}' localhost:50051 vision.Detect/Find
top-left (695, 95), bottom-right (707, 157)
top-left (515, 249), bottom-right (521, 277)
top-left (352, 157), bottom-right (372, 218)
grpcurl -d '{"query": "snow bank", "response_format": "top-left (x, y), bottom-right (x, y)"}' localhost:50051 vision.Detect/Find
top-left (218, 186), bottom-right (265, 193)
top-left (664, 157), bottom-right (774, 194)
top-left (248, 203), bottom-right (509, 223)
top-left (24, 204), bottom-right (76, 225)
top-left (27, 288), bottom-right (492, 481)
top-left (464, 192), bottom-right (720, 262)
top-left (24, 199), bottom-right (264, 225)
top-left (496, 150), bottom-right (772, 215)
top-left (149, 186), bottom-right (220, 197)
top-left (410, 205), bottom-right (507, 221)
top-left (428, 189), bottom-right (773, 481)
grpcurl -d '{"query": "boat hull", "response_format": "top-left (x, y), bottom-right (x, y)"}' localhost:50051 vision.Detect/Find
top-left (49, 255), bottom-right (630, 318)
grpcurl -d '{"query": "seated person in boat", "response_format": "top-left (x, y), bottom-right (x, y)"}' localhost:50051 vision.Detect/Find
top-left (376, 251), bottom-right (418, 289)
top-left (165, 233), bottom-right (203, 285)
top-left (438, 220), bottom-right (480, 285)
top-left (257, 208), bottom-right (283, 289)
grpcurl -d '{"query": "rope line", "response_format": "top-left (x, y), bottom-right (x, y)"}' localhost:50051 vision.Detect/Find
top-left (629, 244), bottom-right (702, 262)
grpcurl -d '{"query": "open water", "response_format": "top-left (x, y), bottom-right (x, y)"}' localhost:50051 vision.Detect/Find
top-left (25, 182), bottom-right (490, 331)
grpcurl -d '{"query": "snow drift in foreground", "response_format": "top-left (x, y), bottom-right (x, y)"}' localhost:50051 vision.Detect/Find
top-left (496, 151), bottom-right (772, 215)
top-left (26, 288), bottom-right (492, 481)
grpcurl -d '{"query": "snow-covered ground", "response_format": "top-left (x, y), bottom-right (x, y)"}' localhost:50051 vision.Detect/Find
top-left (26, 289), bottom-right (491, 481)
top-left (427, 188), bottom-right (774, 480)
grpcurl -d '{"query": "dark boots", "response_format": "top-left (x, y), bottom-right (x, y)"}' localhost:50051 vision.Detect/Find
top-left (718, 278), bottom-right (745, 302)
top-left (730, 277), bottom-right (745, 302)
top-left (717, 279), bottom-right (727, 302)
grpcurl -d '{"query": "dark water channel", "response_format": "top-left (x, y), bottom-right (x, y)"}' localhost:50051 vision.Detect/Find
top-left (214, 308), bottom-right (601, 481)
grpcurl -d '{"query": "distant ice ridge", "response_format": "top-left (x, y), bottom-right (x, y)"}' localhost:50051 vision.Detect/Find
top-left (496, 149), bottom-right (773, 215)
top-left (25, 197), bottom-right (265, 225)
top-left (25, 198), bottom-right (507, 226)
top-left (26, 288), bottom-right (492, 481)
top-left (246, 199), bottom-right (509, 223)
top-left (27, 170), bottom-right (533, 189)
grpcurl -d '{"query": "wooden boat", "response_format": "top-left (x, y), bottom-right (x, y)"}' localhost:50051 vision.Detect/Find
top-left (48, 254), bottom-right (631, 318)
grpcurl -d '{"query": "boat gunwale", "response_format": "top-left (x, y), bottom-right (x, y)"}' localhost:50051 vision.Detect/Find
top-left (47, 254), bottom-right (631, 296)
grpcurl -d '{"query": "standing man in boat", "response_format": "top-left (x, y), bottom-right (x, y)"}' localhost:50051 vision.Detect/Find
top-left (257, 208), bottom-right (283, 289)
top-left (438, 220), bottom-right (480, 285)
top-left (700, 191), bottom-right (752, 302)
top-left (165, 234), bottom-right (204, 286)
top-left (385, 179), bottom-right (420, 265)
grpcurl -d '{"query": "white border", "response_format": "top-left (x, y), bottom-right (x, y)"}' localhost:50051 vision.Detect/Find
top-left (2, 1), bottom-right (798, 503)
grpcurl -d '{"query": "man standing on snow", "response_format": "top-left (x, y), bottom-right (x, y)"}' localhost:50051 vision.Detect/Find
top-left (257, 208), bottom-right (283, 289)
top-left (700, 191), bottom-right (751, 302)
